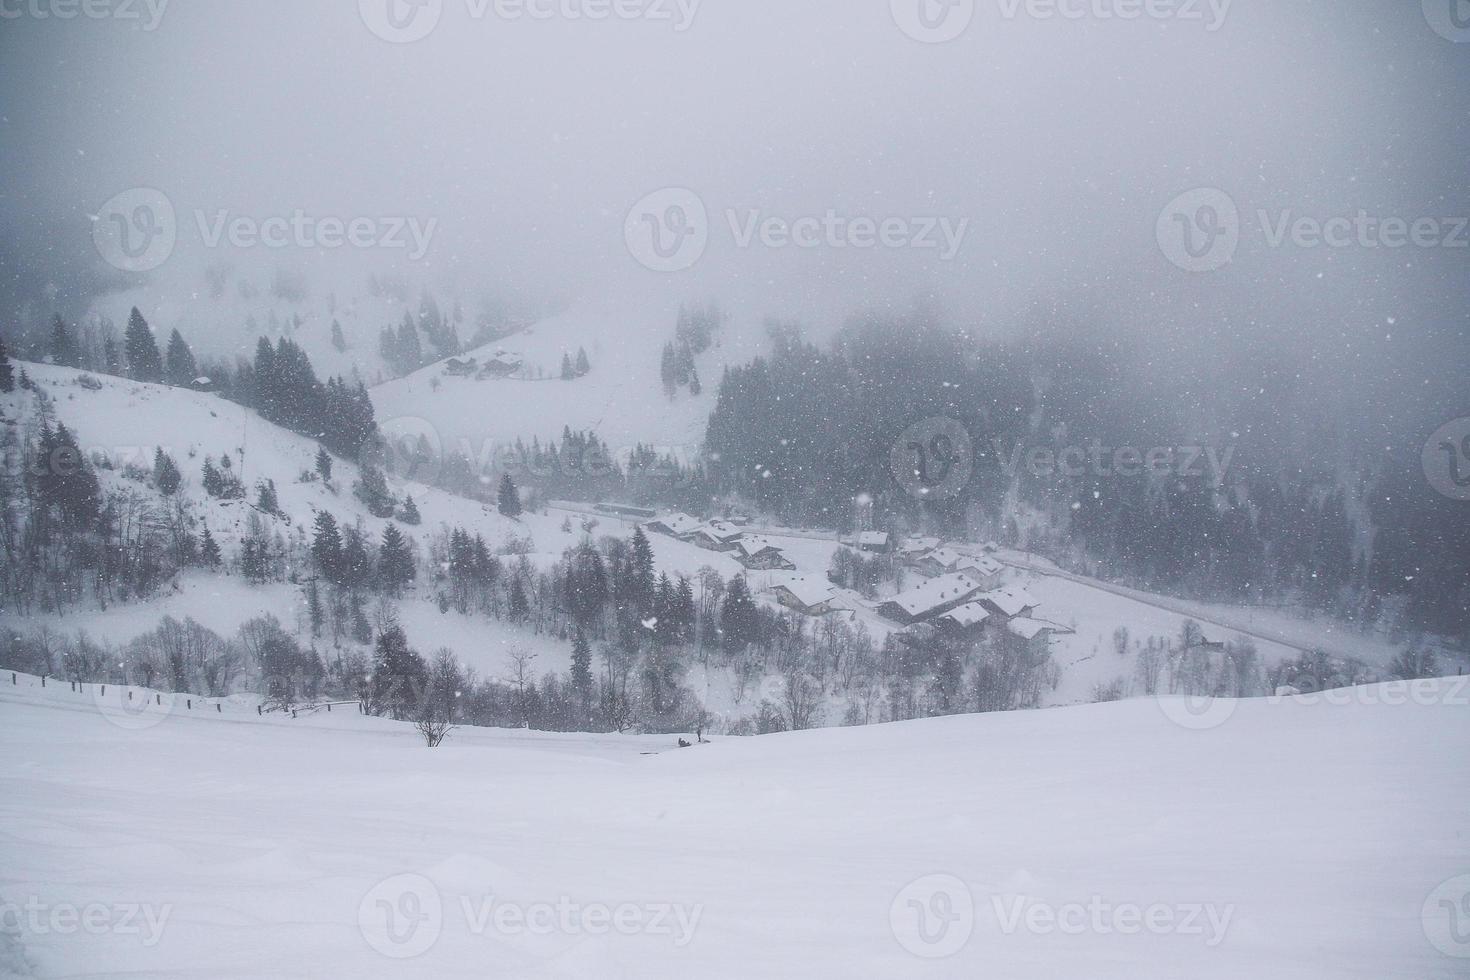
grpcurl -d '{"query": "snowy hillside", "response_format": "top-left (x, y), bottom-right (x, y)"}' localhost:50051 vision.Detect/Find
top-left (3, 672), bottom-right (1467, 978)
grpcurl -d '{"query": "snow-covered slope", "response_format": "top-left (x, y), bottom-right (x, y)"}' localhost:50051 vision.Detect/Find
top-left (370, 306), bottom-right (768, 460)
top-left (2, 675), bottom-right (1466, 978)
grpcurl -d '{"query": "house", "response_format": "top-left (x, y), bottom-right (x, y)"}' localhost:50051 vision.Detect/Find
top-left (689, 521), bottom-right (744, 552)
top-left (956, 555), bottom-right (1004, 586)
top-left (981, 541), bottom-right (1000, 553)
top-left (770, 576), bottom-right (837, 617)
top-left (976, 586), bottom-right (1040, 622)
top-left (877, 572), bottom-right (986, 626)
top-left (911, 547), bottom-right (965, 577)
top-left (734, 536), bottom-right (795, 571)
top-left (899, 537), bottom-right (942, 561)
top-left (934, 600), bottom-right (992, 633)
top-left (1005, 617), bottom-right (1074, 653)
top-left (189, 376), bottom-right (219, 393)
top-left (478, 351), bottom-right (523, 378)
top-left (444, 357), bottom-right (478, 377)
top-left (855, 531), bottom-right (891, 554)
top-left (643, 513), bottom-right (703, 539)
top-left (911, 549), bottom-right (1002, 585)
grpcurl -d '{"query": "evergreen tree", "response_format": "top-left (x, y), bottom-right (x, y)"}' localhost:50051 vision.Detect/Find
top-left (571, 629), bottom-right (593, 694)
top-left (497, 474), bottom-right (522, 518)
top-left (200, 527), bottom-right (222, 568)
top-left (0, 338), bottom-right (13, 393)
top-left (660, 342), bottom-right (677, 399)
top-left (331, 319), bottom-right (347, 352)
top-left (311, 511), bottom-right (344, 583)
top-left (575, 347), bottom-right (590, 376)
top-left (165, 329), bottom-right (198, 386)
top-left (370, 624), bottom-right (427, 720)
top-left (398, 494), bottom-right (421, 526)
top-left (315, 447), bottom-right (333, 484)
top-left (378, 523), bottom-right (416, 595)
top-left (124, 307), bottom-right (163, 382)
top-left (561, 352), bottom-right (575, 380)
top-left (508, 576), bottom-right (529, 622)
top-left (201, 457), bottom-right (223, 497)
top-left (688, 365), bottom-right (701, 396)
top-left (342, 524), bottom-right (373, 590)
top-left (153, 448), bottom-right (182, 495)
top-left (306, 580), bottom-right (324, 637)
top-left (354, 463), bottom-right (397, 518)
top-left (630, 526), bottom-right (656, 614)
top-left (255, 479), bottom-right (280, 515)
top-left (49, 315), bottom-right (80, 368)
top-left (34, 423), bottom-right (102, 530)
top-left (720, 575), bottom-right (759, 652)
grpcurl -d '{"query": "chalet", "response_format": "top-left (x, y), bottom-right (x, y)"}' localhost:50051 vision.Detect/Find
top-left (899, 537), bottom-right (942, 561)
top-left (689, 521), bottom-right (744, 552)
top-left (189, 376), bottom-right (219, 393)
top-left (734, 536), bottom-right (796, 571)
top-left (976, 586), bottom-right (1040, 623)
top-left (855, 531), bottom-right (891, 554)
top-left (1005, 617), bottom-right (1074, 653)
top-left (478, 351), bottom-right (523, 378)
top-left (877, 572), bottom-right (986, 626)
top-left (912, 549), bottom-right (1002, 586)
top-left (770, 576), bottom-right (837, 617)
top-left (934, 600), bottom-right (992, 633)
top-left (643, 513), bottom-right (703, 539)
top-left (444, 357), bottom-right (478, 377)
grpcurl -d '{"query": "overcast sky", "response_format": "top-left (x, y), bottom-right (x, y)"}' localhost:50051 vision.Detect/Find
top-left (1, 1), bottom-right (1467, 431)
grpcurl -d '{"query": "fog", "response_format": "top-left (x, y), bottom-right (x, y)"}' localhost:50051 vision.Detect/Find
top-left (1, 1), bottom-right (1467, 420)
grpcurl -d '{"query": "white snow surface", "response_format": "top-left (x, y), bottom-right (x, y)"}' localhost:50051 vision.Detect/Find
top-left (1, 674), bottom-right (1466, 977)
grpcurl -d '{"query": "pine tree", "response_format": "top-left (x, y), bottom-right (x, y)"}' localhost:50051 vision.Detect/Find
top-left (508, 576), bottom-right (529, 622)
top-left (398, 494), bottom-right (421, 526)
top-left (561, 352), bottom-right (575, 380)
top-left (571, 629), bottom-right (593, 693)
top-left (342, 524), bottom-right (373, 590)
top-left (378, 523), bottom-right (415, 595)
top-left (660, 342), bottom-right (677, 399)
top-left (720, 574), bottom-right (758, 652)
top-left (124, 307), bottom-right (163, 382)
top-left (631, 526), bottom-right (656, 614)
top-left (165, 329), bottom-right (198, 386)
top-left (354, 463), bottom-right (397, 518)
top-left (0, 338), bottom-right (14, 393)
top-left (35, 423), bottom-right (102, 530)
top-left (49, 315), bottom-right (80, 368)
top-left (370, 624), bottom-right (427, 720)
top-left (311, 511), bottom-right (344, 583)
top-left (153, 448), bottom-right (182, 495)
top-left (315, 447), bottom-right (333, 485)
top-left (200, 527), bottom-right (222, 568)
top-left (306, 580), bottom-right (325, 637)
top-left (497, 474), bottom-right (522, 518)
top-left (201, 458), bottom-right (223, 497)
top-left (688, 365), bottom-right (701, 396)
top-left (255, 479), bottom-right (280, 515)
top-left (575, 347), bottom-right (590, 376)
top-left (331, 319), bottom-right (347, 352)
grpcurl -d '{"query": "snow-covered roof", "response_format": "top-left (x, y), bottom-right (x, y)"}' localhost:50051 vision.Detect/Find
top-left (650, 513), bottom-right (702, 536)
top-left (700, 520), bottom-right (744, 541)
top-left (958, 555), bottom-right (1002, 577)
top-left (736, 535), bottom-right (783, 558)
top-left (858, 531), bottom-right (889, 546)
top-left (772, 576), bottom-right (836, 608)
top-left (939, 601), bottom-right (991, 628)
top-left (978, 586), bottom-right (1040, 618)
top-left (924, 547), bottom-right (964, 568)
top-left (900, 536), bottom-right (942, 554)
top-left (1006, 617), bottom-right (1064, 640)
top-left (884, 573), bottom-right (984, 618)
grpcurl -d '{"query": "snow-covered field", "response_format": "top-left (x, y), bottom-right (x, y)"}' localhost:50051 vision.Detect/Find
top-left (2, 673), bottom-right (1467, 978)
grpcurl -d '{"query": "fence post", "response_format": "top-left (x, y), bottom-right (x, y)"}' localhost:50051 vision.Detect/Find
top-left (327, 703), bottom-right (332, 713)
top-left (216, 703), bottom-right (222, 713)
top-left (10, 673), bottom-right (15, 685)
top-left (257, 704), bottom-right (262, 716)
top-left (187, 699), bottom-right (192, 709)
top-left (128, 691), bottom-right (133, 701)
top-left (291, 709), bottom-right (297, 719)
top-left (155, 694), bottom-right (161, 705)
top-left (40, 676), bottom-right (46, 687)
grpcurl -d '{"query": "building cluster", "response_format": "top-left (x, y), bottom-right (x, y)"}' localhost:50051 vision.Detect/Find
top-left (442, 350), bottom-right (524, 380)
